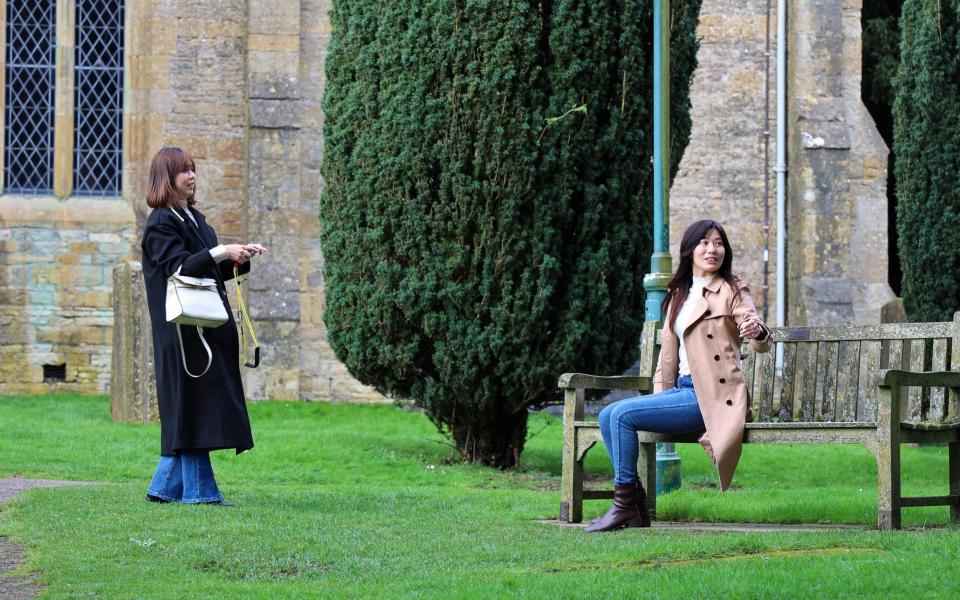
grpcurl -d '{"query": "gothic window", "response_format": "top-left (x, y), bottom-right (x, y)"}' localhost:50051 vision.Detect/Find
top-left (74, 0), bottom-right (123, 195)
top-left (2, 0), bottom-right (124, 197)
top-left (3, 0), bottom-right (56, 194)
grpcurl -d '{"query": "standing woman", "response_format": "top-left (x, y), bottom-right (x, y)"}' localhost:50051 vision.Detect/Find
top-left (141, 147), bottom-right (267, 505)
top-left (586, 220), bottom-right (771, 532)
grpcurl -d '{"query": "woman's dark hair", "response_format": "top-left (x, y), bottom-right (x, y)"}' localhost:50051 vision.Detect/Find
top-left (146, 147), bottom-right (196, 209)
top-left (661, 219), bottom-right (740, 333)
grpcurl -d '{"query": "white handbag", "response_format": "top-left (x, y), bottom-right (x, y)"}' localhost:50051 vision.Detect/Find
top-left (166, 266), bottom-right (228, 378)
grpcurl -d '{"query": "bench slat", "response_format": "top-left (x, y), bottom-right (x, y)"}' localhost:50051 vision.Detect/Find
top-left (742, 345), bottom-right (756, 415)
top-left (821, 341), bottom-right (840, 421)
top-left (778, 343), bottom-right (798, 422)
top-left (836, 340), bottom-right (861, 422)
top-left (772, 321), bottom-right (956, 342)
top-left (639, 321), bottom-right (659, 379)
top-left (860, 340), bottom-right (882, 422)
top-left (756, 346), bottom-right (776, 422)
top-left (907, 339), bottom-right (925, 423)
top-left (798, 342), bottom-right (819, 421)
top-left (900, 495), bottom-right (960, 508)
top-left (885, 339), bottom-right (903, 370)
top-left (582, 490), bottom-right (614, 500)
top-left (558, 374), bottom-right (650, 390)
top-left (930, 338), bottom-right (948, 420)
top-left (743, 427), bottom-right (875, 444)
top-left (813, 342), bottom-right (828, 420)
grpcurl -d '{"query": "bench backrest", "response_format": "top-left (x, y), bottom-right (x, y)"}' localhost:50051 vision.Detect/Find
top-left (638, 313), bottom-right (960, 424)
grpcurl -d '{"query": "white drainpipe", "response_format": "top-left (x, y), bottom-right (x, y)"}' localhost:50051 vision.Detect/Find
top-left (775, 0), bottom-right (787, 329)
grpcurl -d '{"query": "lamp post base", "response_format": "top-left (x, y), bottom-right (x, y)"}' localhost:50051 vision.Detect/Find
top-left (655, 442), bottom-right (682, 495)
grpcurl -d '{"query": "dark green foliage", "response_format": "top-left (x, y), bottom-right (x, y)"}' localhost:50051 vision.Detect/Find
top-left (320, 0), bottom-right (702, 466)
top-left (862, 0), bottom-right (903, 294)
top-left (863, 1), bottom-right (904, 111)
top-left (894, 0), bottom-right (960, 322)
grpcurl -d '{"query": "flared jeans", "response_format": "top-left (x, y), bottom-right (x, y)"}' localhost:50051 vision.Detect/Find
top-left (147, 451), bottom-right (223, 503)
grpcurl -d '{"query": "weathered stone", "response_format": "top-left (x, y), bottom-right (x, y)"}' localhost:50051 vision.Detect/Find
top-left (0, 0), bottom-right (384, 404)
top-left (249, 99), bottom-right (302, 129)
top-left (110, 262), bottom-right (158, 423)
top-left (671, 0), bottom-right (894, 325)
top-left (880, 298), bottom-right (907, 324)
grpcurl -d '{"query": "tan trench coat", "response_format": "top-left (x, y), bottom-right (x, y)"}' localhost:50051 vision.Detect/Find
top-left (653, 276), bottom-right (771, 490)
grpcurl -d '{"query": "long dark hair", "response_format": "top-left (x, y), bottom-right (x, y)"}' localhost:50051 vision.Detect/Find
top-left (661, 220), bottom-right (740, 333)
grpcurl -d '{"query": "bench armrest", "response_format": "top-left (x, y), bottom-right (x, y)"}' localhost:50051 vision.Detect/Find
top-left (558, 373), bottom-right (652, 391)
top-left (878, 369), bottom-right (960, 389)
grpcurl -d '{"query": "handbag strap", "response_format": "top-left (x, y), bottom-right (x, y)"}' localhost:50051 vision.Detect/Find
top-left (176, 324), bottom-right (214, 378)
top-left (233, 264), bottom-right (260, 368)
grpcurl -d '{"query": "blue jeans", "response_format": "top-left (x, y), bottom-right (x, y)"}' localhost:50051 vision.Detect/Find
top-left (147, 451), bottom-right (223, 503)
top-left (598, 375), bottom-right (705, 484)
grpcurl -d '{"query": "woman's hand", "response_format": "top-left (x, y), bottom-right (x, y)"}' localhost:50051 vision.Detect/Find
top-left (738, 316), bottom-right (766, 340)
top-left (224, 243), bottom-right (268, 265)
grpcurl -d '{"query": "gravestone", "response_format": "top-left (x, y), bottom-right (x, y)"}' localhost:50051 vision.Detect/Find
top-left (110, 261), bottom-right (158, 422)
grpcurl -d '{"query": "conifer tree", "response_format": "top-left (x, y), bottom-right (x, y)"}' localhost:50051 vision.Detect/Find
top-left (894, 0), bottom-right (960, 321)
top-left (321, 0), bottom-right (702, 467)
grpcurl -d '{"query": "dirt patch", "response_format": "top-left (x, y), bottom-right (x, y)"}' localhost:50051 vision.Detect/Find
top-left (0, 538), bottom-right (40, 600)
top-left (0, 478), bottom-right (101, 599)
top-left (542, 546), bottom-right (886, 572)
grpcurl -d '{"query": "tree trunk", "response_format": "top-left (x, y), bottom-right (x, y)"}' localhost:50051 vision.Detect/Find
top-left (450, 409), bottom-right (528, 469)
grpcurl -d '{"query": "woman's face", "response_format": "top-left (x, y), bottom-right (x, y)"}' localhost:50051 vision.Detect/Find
top-left (173, 166), bottom-right (196, 203)
top-left (692, 228), bottom-right (725, 277)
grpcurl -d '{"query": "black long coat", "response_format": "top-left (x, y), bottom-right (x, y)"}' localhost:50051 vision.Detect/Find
top-left (141, 206), bottom-right (254, 455)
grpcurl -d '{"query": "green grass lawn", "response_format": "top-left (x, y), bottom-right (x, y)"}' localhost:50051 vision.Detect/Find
top-left (1, 394), bottom-right (959, 598)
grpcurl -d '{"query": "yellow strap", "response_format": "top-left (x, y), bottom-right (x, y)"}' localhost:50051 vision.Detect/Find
top-left (233, 265), bottom-right (259, 358)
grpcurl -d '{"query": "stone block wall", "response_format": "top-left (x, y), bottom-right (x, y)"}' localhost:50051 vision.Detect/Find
top-left (670, 0), bottom-right (776, 316)
top-left (786, 0), bottom-right (894, 325)
top-left (670, 0), bottom-right (894, 325)
top-left (2, 0), bottom-right (383, 403)
top-left (0, 197), bottom-right (138, 393)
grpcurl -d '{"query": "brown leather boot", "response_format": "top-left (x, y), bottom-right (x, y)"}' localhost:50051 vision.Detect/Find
top-left (584, 483), bottom-right (652, 532)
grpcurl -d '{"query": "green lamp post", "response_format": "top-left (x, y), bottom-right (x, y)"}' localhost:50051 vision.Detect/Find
top-left (643, 0), bottom-right (682, 494)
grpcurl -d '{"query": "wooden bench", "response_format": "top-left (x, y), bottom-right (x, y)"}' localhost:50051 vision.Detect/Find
top-left (559, 315), bottom-right (960, 530)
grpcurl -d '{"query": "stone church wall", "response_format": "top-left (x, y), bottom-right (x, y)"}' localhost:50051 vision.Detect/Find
top-left (0, 0), bottom-right (383, 402)
top-left (671, 0), bottom-right (894, 325)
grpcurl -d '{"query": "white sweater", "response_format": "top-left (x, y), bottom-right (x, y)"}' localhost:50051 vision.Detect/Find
top-left (674, 276), bottom-right (713, 377)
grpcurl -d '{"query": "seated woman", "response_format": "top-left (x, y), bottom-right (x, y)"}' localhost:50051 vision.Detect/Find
top-left (586, 220), bottom-right (772, 532)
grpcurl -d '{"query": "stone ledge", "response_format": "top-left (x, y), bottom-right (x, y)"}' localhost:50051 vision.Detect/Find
top-left (0, 196), bottom-right (136, 229)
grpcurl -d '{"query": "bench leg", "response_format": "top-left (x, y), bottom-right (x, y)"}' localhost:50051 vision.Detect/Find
top-left (875, 386), bottom-right (902, 530)
top-left (874, 435), bottom-right (902, 531)
top-left (638, 441), bottom-right (657, 521)
top-left (560, 437), bottom-right (584, 523)
top-left (950, 441), bottom-right (960, 524)
top-left (561, 387), bottom-right (585, 523)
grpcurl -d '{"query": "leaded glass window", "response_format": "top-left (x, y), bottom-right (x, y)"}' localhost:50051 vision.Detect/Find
top-left (4, 0), bottom-right (57, 194)
top-left (74, 0), bottom-right (124, 196)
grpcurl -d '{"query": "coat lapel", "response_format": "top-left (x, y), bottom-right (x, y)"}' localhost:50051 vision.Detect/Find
top-left (169, 207), bottom-right (210, 249)
top-left (681, 276), bottom-right (723, 337)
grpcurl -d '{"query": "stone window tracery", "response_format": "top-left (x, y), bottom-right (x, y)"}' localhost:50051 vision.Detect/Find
top-left (1, 0), bottom-right (124, 197)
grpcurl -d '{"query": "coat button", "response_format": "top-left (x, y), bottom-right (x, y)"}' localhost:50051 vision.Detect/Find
top-left (719, 378), bottom-right (726, 384)
top-left (707, 333), bottom-right (714, 339)
top-left (714, 354), bottom-right (720, 361)
top-left (726, 399), bottom-right (733, 406)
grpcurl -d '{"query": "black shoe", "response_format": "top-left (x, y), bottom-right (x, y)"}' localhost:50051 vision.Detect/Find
top-left (145, 494), bottom-right (170, 504)
top-left (204, 499), bottom-right (238, 507)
